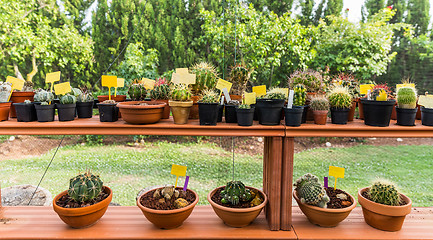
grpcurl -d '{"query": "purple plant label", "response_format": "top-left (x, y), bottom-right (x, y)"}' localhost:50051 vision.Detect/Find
top-left (183, 176), bottom-right (190, 191)
top-left (324, 177), bottom-right (328, 188)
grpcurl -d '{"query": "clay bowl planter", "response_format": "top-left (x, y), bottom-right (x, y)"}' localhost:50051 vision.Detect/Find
top-left (136, 187), bottom-right (199, 229)
top-left (207, 186), bottom-right (267, 228)
top-left (97, 95), bottom-right (126, 103)
top-left (53, 186), bottom-right (112, 228)
top-left (0, 102), bottom-right (12, 121)
top-left (312, 110), bottom-right (328, 125)
top-left (117, 101), bottom-right (166, 124)
top-left (169, 100), bottom-right (193, 124)
top-left (152, 99), bottom-right (170, 119)
top-left (293, 190), bottom-right (356, 227)
top-left (358, 187), bottom-right (412, 232)
top-left (9, 91), bottom-right (35, 118)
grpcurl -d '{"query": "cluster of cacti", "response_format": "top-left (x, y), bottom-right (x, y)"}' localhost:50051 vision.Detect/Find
top-left (200, 90), bottom-right (220, 103)
top-left (238, 104), bottom-right (251, 109)
top-left (68, 171), bottom-right (103, 203)
top-left (293, 84), bottom-right (307, 106)
top-left (128, 83), bottom-right (149, 101)
top-left (229, 64), bottom-right (252, 95)
top-left (150, 78), bottom-right (170, 100)
top-left (268, 88), bottom-right (288, 98)
top-left (0, 82), bottom-right (12, 102)
top-left (190, 62), bottom-right (218, 94)
top-left (294, 173), bottom-right (330, 208)
top-left (60, 94), bottom-right (77, 104)
top-left (368, 180), bottom-right (400, 206)
top-left (327, 85), bottom-right (352, 109)
top-left (152, 185), bottom-right (189, 209)
top-left (170, 84), bottom-right (192, 101)
top-left (332, 73), bottom-right (360, 98)
top-left (397, 87), bottom-right (417, 109)
top-left (34, 89), bottom-right (54, 104)
top-left (220, 181), bottom-right (253, 205)
top-left (77, 90), bottom-right (94, 103)
top-left (259, 89), bottom-right (286, 100)
top-left (22, 81), bottom-right (34, 92)
top-left (289, 69), bottom-right (324, 93)
top-left (309, 96), bottom-right (329, 111)
top-left (70, 88), bottom-right (82, 97)
top-left (369, 84), bottom-right (392, 100)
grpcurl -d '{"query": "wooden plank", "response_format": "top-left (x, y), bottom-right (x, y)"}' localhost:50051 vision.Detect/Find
top-left (293, 207), bottom-right (433, 240)
top-left (265, 137), bottom-right (282, 231)
top-left (0, 206), bottom-right (296, 240)
top-left (280, 137), bottom-right (294, 231)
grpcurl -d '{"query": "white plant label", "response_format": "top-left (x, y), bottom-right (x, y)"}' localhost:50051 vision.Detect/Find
top-left (220, 96), bottom-right (225, 105)
top-left (287, 90), bottom-right (294, 109)
top-left (222, 88), bottom-right (231, 103)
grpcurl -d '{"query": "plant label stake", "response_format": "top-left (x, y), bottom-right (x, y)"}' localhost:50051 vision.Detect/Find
top-left (101, 75), bottom-right (118, 100)
top-left (329, 166), bottom-right (345, 190)
top-left (54, 82), bottom-right (72, 96)
top-left (6, 76), bottom-right (25, 101)
top-left (324, 177), bottom-right (328, 188)
top-left (172, 68), bottom-right (196, 85)
top-left (244, 92), bottom-right (256, 105)
top-left (418, 95), bottom-right (433, 108)
top-left (140, 78), bottom-right (155, 90)
top-left (222, 88), bottom-right (231, 103)
top-left (176, 68), bottom-right (189, 75)
top-left (46, 71), bottom-right (61, 92)
top-left (287, 90), bottom-right (294, 109)
top-left (115, 78), bottom-right (125, 97)
top-left (216, 78), bottom-right (232, 94)
top-left (360, 84), bottom-right (374, 95)
top-left (252, 85), bottom-right (266, 97)
top-left (377, 90), bottom-right (387, 101)
top-left (220, 96), bottom-right (225, 105)
top-left (171, 164), bottom-right (187, 188)
top-left (183, 176), bottom-right (190, 191)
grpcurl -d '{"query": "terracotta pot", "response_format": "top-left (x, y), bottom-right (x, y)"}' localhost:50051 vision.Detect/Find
top-left (416, 104), bottom-right (422, 120)
top-left (391, 102), bottom-right (398, 120)
top-left (137, 187), bottom-right (199, 229)
top-left (152, 99), bottom-right (170, 119)
top-left (169, 100), bottom-right (193, 124)
top-left (229, 95), bottom-right (242, 101)
top-left (188, 95), bottom-right (202, 119)
top-left (312, 110), bottom-right (328, 125)
top-left (358, 187), bottom-right (412, 232)
top-left (53, 186), bottom-right (112, 228)
top-left (117, 101), bottom-right (165, 124)
top-left (293, 190), bottom-right (356, 227)
top-left (348, 99), bottom-right (357, 121)
top-left (207, 186), bottom-right (267, 228)
top-left (9, 91), bottom-right (35, 118)
top-left (358, 98), bottom-right (364, 119)
top-left (97, 95), bottom-right (127, 103)
top-left (0, 102), bottom-right (12, 121)
top-left (306, 93), bottom-right (317, 121)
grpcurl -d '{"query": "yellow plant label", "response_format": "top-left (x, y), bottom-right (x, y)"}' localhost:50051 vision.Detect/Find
top-left (244, 92), bottom-right (256, 105)
top-left (54, 82), bottom-right (71, 95)
top-left (171, 164), bottom-right (187, 188)
top-left (176, 68), bottom-right (189, 75)
top-left (418, 95), bottom-right (433, 108)
top-left (141, 78), bottom-right (155, 90)
top-left (253, 85), bottom-right (267, 97)
top-left (359, 84), bottom-right (374, 95)
top-left (6, 76), bottom-right (25, 90)
top-left (46, 71), bottom-right (61, 84)
top-left (282, 88), bottom-right (289, 97)
top-left (376, 90), bottom-right (387, 101)
top-left (171, 73), bottom-right (196, 85)
top-left (101, 75), bottom-right (118, 88)
top-left (117, 78), bottom-right (125, 88)
top-left (396, 83), bottom-right (415, 92)
top-left (329, 166), bottom-right (345, 179)
top-left (215, 79), bottom-right (232, 92)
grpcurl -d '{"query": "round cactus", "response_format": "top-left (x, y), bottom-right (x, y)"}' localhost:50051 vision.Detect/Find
top-left (150, 78), bottom-right (170, 100)
top-left (220, 181), bottom-right (252, 206)
top-left (229, 64), bottom-right (252, 95)
top-left (294, 173), bottom-right (330, 208)
top-left (199, 90), bottom-right (219, 103)
top-left (77, 91), bottom-right (94, 103)
top-left (34, 89), bottom-right (54, 103)
top-left (397, 87), bottom-right (417, 109)
top-left (328, 85), bottom-right (352, 109)
top-left (68, 171), bottom-right (103, 203)
top-left (170, 84), bottom-right (192, 101)
top-left (128, 83), bottom-right (148, 101)
top-left (293, 84), bottom-right (307, 106)
top-left (368, 181), bottom-right (401, 206)
top-left (60, 94), bottom-right (77, 104)
top-left (190, 62), bottom-right (218, 94)
top-left (309, 96), bottom-right (329, 111)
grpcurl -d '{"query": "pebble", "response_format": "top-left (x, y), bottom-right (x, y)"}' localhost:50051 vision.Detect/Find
top-left (257, 137), bottom-right (263, 143)
top-left (397, 138), bottom-right (403, 142)
top-left (325, 142), bottom-right (332, 147)
top-left (8, 136), bottom-right (15, 141)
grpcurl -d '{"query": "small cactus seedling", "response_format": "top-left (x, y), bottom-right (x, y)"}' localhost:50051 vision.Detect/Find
top-left (77, 90), bottom-right (94, 103)
top-left (368, 180), bottom-right (401, 206)
top-left (60, 94), bottom-right (77, 104)
top-left (68, 171), bottom-right (103, 203)
top-left (294, 173), bottom-right (330, 208)
top-left (220, 181), bottom-right (253, 205)
top-left (293, 84), bottom-right (307, 106)
top-left (309, 96), bottom-right (329, 111)
top-left (170, 84), bottom-right (192, 101)
top-left (328, 85), bottom-right (352, 109)
top-left (34, 89), bottom-right (54, 104)
top-left (397, 87), bottom-right (417, 109)
top-left (238, 104), bottom-right (251, 109)
top-left (199, 90), bottom-right (220, 104)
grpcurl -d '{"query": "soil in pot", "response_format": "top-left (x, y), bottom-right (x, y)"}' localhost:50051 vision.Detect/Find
top-left (217, 104), bottom-right (224, 122)
top-left (325, 187), bottom-right (353, 209)
top-left (256, 99), bottom-right (285, 125)
top-left (97, 103), bottom-right (119, 122)
top-left (421, 107), bottom-right (433, 126)
top-left (76, 102), bottom-right (94, 118)
top-left (57, 103), bottom-right (76, 121)
top-left (0, 102), bottom-right (12, 121)
top-left (34, 104), bottom-right (55, 122)
top-left (9, 91), bottom-right (35, 118)
top-left (313, 110), bottom-right (328, 125)
top-left (56, 187), bottom-right (110, 208)
top-left (224, 104), bottom-right (238, 123)
top-left (361, 99), bottom-right (396, 127)
top-left (14, 103), bottom-right (37, 122)
top-left (330, 108), bottom-right (349, 125)
top-left (198, 103), bottom-right (218, 125)
top-left (284, 106), bottom-right (304, 127)
top-left (396, 107), bottom-right (417, 126)
top-left (117, 101), bottom-right (165, 124)
top-left (236, 107), bottom-right (255, 127)
top-left (139, 188), bottom-right (196, 210)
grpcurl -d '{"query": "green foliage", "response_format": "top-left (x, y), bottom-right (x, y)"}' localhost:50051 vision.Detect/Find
top-left (309, 96), bottom-right (329, 111)
top-left (34, 89), bottom-right (54, 103)
top-left (170, 84), bottom-right (191, 101)
top-left (220, 181), bottom-right (252, 205)
top-left (407, 0), bottom-right (430, 37)
top-left (249, 0), bottom-right (294, 16)
top-left (298, 0), bottom-right (315, 26)
top-left (397, 87), bottom-right (417, 109)
top-left (68, 171), bottom-right (103, 203)
top-left (294, 173), bottom-right (330, 208)
top-left (150, 78), bottom-right (170, 100)
top-left (368, 180), bottom-right (401, 206)
top-left (361, 0), bottom-right (385, 22)
top-left (128, 83), bottom-right (149, 101)
top-left (328, 85), bottom-right (352, 109)
top-left (190, 62), bottom-right (219, 95)
top-left (293, 84), bottom-right (307, 106)
top-left (60, 94), bottom-right (77, 104)
top-left (288, 69), bottom-right (324, 93)
top-left (199, 90), bottom-right (219, 104)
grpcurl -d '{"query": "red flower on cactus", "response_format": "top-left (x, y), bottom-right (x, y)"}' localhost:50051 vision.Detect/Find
top-left (155, 77), bottom-right (168, 87)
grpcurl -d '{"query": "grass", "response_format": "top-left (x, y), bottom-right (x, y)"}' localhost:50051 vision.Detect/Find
top-left (0, 142), bottom-right (432, 206)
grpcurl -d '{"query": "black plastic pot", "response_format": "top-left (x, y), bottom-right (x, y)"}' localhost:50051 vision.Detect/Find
top-left (360, 99), bottom-right (396, 127)
top-left (97, 103), bottom-right (119, 122)
top-left (330, 108), bottom-right (350, 125)
top-left (34, 103), bottom-right (55, 122)
top-left (57, 103), bottom-right (76, 121)
top-left (198, 102), bottom-right (218, 126)
top-left (396, 107), bottom-right (417, 126)
top-left (77, 102), bottom-right (94, 118)
top-left (224, 104), bottom-right (238, 123)
top-left (301, 105), bottom-right (309, 123)
top-left (284, 106), bottom-right (304, 127)
top-left (256, 99), bottom-right (285, 125)
top-left (251, 104), bottom-right (258, 121)
top-left (217, 104), bottom-right (224, 122)
top-left (421, 107), bottom-right (433, 126)
top-left (236, 107), bottom-right (255, 127)
top-left (14, 103), bottom-right (37, 122)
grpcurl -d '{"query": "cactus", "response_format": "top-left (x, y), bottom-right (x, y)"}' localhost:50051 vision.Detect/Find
top-left (170, 84), bottom-right (192, 101)
top-left (397, 87), bottom-right (417, 109)
top-left (293, 84), bottom-right (307, 106)
top-left (226, 100), bottom-right (240, 106)
top-left (294, 173), bottom-right (330, 208)
top-left (369, 84), bottom-right (392, 101)
top-left (238, 104), bottom-right (251, 109)
top-left (259, 89), bottom-right (286, 100)
top-left (77, 90), bottom-right (94, 103)
top-left (190, 62), bottom-right (219, 94)
top-left (60, 94), bottom-right (77, 104)
top-left (128, 83), bottom-right (149, 101)
top-left (24, 99), bottom-right (32, 104)
top-left (70, 88), bottom-right (82, 97)
top-left (368, 180), bottom-right (401, 206)
top-left (229, 64), bottom-right (252, 95)
top-left (199, 90), bottom-right (220, 103)
top-left (309, 96), bottom-right (329, 111)
top-left (68, 171), bottom-right (103, 203)
top-left (34, 89), bottom-right (54, 104)
top-left (332, 73), bottom-right (360, 98)
top-left (288, 69), bottom-right (324, 93)
top-left (0, 82), bottom-right (12, 102)
top-left (22, 81), bottom-right (34, 92)
top-left (150, 78), bottom-right (170, 100)
top-left (220, 181), bottom-right (253, 205)
top-left (101, 100), bottom-right (116, 104)
top-left (328, 85), bottom-right (352, 109)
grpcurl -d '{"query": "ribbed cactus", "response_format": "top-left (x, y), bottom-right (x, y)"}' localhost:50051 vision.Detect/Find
top-left (220, 181), bottom-right (252, 205)
top-left (199, 90), bottom-right (219, 103)
top-left (170, 84), bottom-right (192, 101)
top-left (294, 173), bottom-right (330, 208)
top-left (34, 89), bottom-right (54, 104)
top-left (397, 87), bottom-right (417, 109)
top-left (229, 64), bottom-right (252, 95)
top-left (368, 181), bottom-right (401, 206)
top-left (128, 83), bottom-right (149, 101)
top-left (259, 89), bottom-right (286, 100)
top-left (68, 171), bottom-right (103, 203)
top-left (293, 84), bottom-right (307, 106)
top-left (328, 85), bottom-right (352, 109)
top-left (60, 94), bottom-right (77, 104)
top-left (150, 78), bottom-right (170, 100)
top-left (0, 82), bottom-right (12, 102)
top-left (309, 96), bottom-right (329, 111)
top-left (77, 90), bottom-right (94, 103)
top-left (190, 62), bottom-right (218, 94)
top-left (288, 69), bottom-right (324, 93)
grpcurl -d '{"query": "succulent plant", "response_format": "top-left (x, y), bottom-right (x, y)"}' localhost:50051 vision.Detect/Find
top-left (293, 84), bottom-right (307, 106)
top-left (238, 104), bottom-right (251, 109)
top-left (60, 94), bottom-right (77, 104)
top-left (77, 90), bottom-right (94, 103)
top-left (170, 84), bottom-right (192, 101)
top-left (259, 89), bottom-right (286, 100)
top-left (331, 73), bottom-right (360, 98)
top-left (397, 87), bottom-right (417, 109)
top-left (229, 64), bottom-right (252, 95)
top-left (327, 85), bottom-right (352, 109)
top-left (128, 82), bottom-right (149, 101)
top-left (22, 81), bottom-right (34, 92)
top-left (34, 89), bottom-right (54, 104)
top-left (190, 62), bottom-right (219, 94)
top-left (68, 171), bottom-right (103, 203)
top-left (150, 77), bottom-right (170, 100)
top-left (309, 96), bottom-right (329, 111)
top-left (369, 84), bottom-right (392, 101)
top-left (102, 100), bottom-right (116, 104)
top-left (199, 90), bottom-right (220, 104)
top-left (0, 81), bottom-right (12, 102)
top-left (24, 99), bottom-right (32, 104)
top-left (294, 173), bottom-right (330, 208)
top-left (220, 181), bottom-right (253, 205)
top-left (70, 88), bottom-right (82, 97)
top-left (288, 69), bottom-right (324, 93)
top-left (368, 180), bottom-right (401, 206)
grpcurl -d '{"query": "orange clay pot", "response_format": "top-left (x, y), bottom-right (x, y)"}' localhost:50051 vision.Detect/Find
top-left (0, 102), bottom-right (12, 121)
top-left (348, 99), bottom-right (357, 121)
top-left (97, 95), bottom-right (126, 103)
top-left (313, 110), bottom-right (328, 125)
top-left (207, 186), bottom-right (267, 228)
top-left (53, 186), bottom-right (112, 228)
top-left (117, 101), bottom-right (165, 124)
top-left (9, 91), bottom-right (34, 118)
top-left (152, 99), bottom-right (170, 119)
top-left (188, 95), bottom-right (202, 119)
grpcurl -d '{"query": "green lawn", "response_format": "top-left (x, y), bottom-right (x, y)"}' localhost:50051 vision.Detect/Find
top-left (0, 142), bottom-right (432, 206)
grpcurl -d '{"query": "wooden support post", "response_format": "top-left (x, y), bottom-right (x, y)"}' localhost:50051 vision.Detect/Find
top-left (264, 136), bottom-right (282, 230)
top-left (281, 137), bottom-right (294, 230)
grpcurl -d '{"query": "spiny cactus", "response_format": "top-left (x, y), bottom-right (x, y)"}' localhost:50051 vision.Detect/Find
top-left (68, 171), bottom-right (103, 203)
top-left (128, 83), bottom-right (149, 101)
top-left (397, 87), bottom-right (417, 109)
top-left (34, 89), bottom-right (54, 104)
top-left (170, 84), bottom-right (192, 101)
top-left (328, 85), bottom-right (352, 109)
top-left (102, 100), bottom-right (116, 104)
top-left (190, 62), bottom-right (218, 94)
top-left (70, 88), bottom-right (82, 97)
top-left (77, 90), bottom-right (94, 103)
top-left (0, 82), bottom-right (12, 102)
top-left (238, 104), bottom-right (251, 109)
top-left (22, 81), bottom-right (34, 92)
top-left (229, 64), bottom-right (252, 95)
top-left (293, 84), bottom-right (307, 106)
top-left (288, 69), bottom-right (324, 93)
top-left (200, 90), bottom-right (220, 103)
top-left (309, 96), bottom-right (329, 111)
top-left (24, 99), bottom-right (32, 104)
top-left (294, 173), bottom-right (330, 208)
top-left (368, 180), bottom-right (401, 206)
top-left (220, 181), bottom-right (252, 205)
top-left (332, 73), bottom-right (360, 98)
top-left (259, 89), bottom-right (286, 100)
top-left (150, 78), bottom-right (170, 100)
top-left (370, 84), bottom-right (392, 101)
top-left (60, 94), bottom-right (77, 104)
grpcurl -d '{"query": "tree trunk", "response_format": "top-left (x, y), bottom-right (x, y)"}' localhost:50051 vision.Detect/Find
top-left (26, 53), bottom-right (38, 82)
top-left (13, 62), bottom-right (24, 80)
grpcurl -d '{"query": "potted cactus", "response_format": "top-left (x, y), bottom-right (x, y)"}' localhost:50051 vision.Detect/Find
top-left (236, 104), bottom-right (255, 127)
top-left (56, 94), bottom-right (77, 121)
top-left (256, 89), bottom-right (286, 125)
top-left (331, 73), bottom-right (359, 121)
top-left (293, 173), bottom-right (356, 227)
top-left (9, 80), bottom-right (35, 118)
top-left (189, 62), bottom-right (219, 119)
top-left (360, 84), bottom-right (396, 127)
top-left (76, 89), bottom-right (94, 118)
top-left (14, 99), bottom-right (37, 122)
top-left (358, 180), bottom-right (412, 231)
top-left (229, 64), bottom-right (252, 99)
top-left (33, 89), bottom-right (55, 122)
top-left (309, 96), bottom-right (329, 125)
top-left (137, 184), bottom-right (199, 229)
top-left (396, 86), bottom-right (417, 126)
top-left (198, 90), bottom-right (220, 125)
top-left (208, 181), bottom-right (267, 227)
top-left (284, 84), bottom-right (306, 127)
top-left (53, 171), bottom-right (112, 228)
top-left (225, 100), bottom-right (240, 123)
top-left (0, 81), bottom-right (12, 121)
top-left (169, 84), bottom-right (193, 124)
top-left (97, 100), bottom-right (118, 122)
top-left (150, 77), bottom-right (171, 119)
top-left (128, 82), bottom-right (150, 101)
top-left (328, 85), bottom-right (352, 125)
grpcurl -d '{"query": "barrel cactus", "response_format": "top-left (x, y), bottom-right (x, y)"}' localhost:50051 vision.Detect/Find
top-left (190, 62), bottom-right (218, 94)
top-left (328, 85), bottom-right (352, 109)
top-left (294, 173), bottom-right (330, 208)
top-left (128, 83), bottom-right (148, 101)
top-left (397, 87), bottom-right (417, 109)
top-left (170, 84), bottom-right (192, 101)
top-left (34, 89), bottom-right (54, 104)
top-left (259, 88), bottom-right (286, 100)
top-left (60, 94), bottom-right (77, 104)
top-left (309, 96), bottom-right (329, 111)
top-left (220, 181), bottom-right (252, 205)
top-left (293, 84), bottom-right (307, 106)
top-left (150, 78), bottom-right (170, 100)
top-left (68, 171), bottom-right (103, 203)
top-left (368, 180), bottom-right (400, 206)
top-left (199, 90), bottom-right (219, 103)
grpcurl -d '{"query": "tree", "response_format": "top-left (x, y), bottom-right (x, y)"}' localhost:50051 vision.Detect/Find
top-left (361, 0), bottom-right (385, 22)
top-left (298, 0), bottom-right (315, 26)
top-left (249, 0), bottom-right (294, 15)
top-left (314, 0), bottom-right (343, 24)
top-left (63, 0), bottom-right (96, 35)
top-left (406, 0), bottom-right (430, 37)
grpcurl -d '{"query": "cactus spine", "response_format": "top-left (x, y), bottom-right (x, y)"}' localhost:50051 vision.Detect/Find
top-left (68, 171), bottom-right (103, 203)
top-left (293, 84), bottom-right (307, 106)
top-left (220, 181), bottom-right (252, 205)
top-left (150, 78), bottom-right (170, 100)
top-left (128, 83), bottom-right (148, 101)
top-left (368, 181), bottom-right (401, 206)
top-left (199, 90), bottom-right (219, 103)
top-left (397, 87), bottom-right (417, 109)
top-left (170, 84), bottom-right (192, 101)
top-left (309, 96), bottom-right (329, 111)
top-left (328, 85), bottom-right (352, 109)
top-left (294, 173), bottom-right (330, 208)
top-left (190, 62), bottom-right (218, 94)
